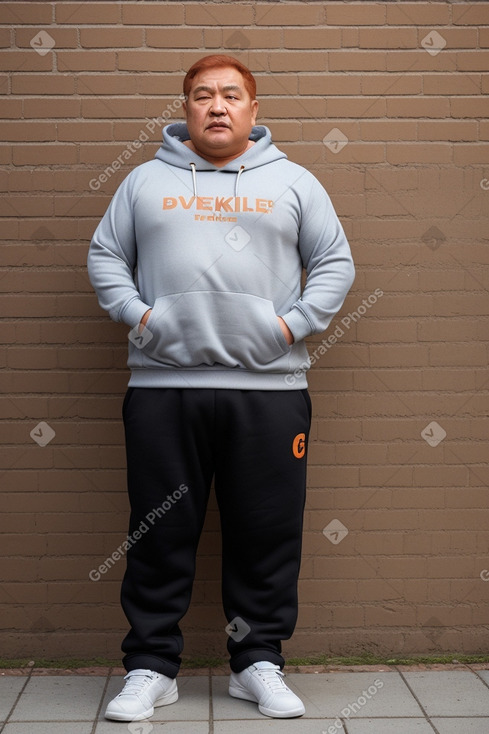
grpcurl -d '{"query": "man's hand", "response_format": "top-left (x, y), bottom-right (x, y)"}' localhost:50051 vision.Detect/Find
top-left (278, 316), bottom-right (294, 346)
top-left (138, 308), bottom-right (152, 334)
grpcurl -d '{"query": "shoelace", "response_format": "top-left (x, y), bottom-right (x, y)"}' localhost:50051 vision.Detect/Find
top-left (119, 671), bottom-right (155, 697)
top-left (255, 667), bottom-right (288, 692)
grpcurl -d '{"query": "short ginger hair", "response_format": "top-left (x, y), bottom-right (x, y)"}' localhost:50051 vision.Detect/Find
top-left (183, 55), bottom-right (257, 100)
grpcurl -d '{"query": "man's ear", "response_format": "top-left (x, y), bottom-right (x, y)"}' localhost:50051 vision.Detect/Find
top-left (251, 99), bottom-right (259, 125)
top-left (182, 100), bottom-right (187, 115)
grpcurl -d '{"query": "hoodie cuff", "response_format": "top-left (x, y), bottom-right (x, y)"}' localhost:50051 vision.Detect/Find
top-left (119, 299), bottom-right (152, 329)
top-left (281, 306), bottom-right (314, 343)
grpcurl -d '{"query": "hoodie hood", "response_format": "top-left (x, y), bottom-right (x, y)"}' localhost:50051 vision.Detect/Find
top-left (155, 122), bottom-right (287, 172)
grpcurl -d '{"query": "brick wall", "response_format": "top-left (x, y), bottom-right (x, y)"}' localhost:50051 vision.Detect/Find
top-left (1, 1), bottom-right (488, 662)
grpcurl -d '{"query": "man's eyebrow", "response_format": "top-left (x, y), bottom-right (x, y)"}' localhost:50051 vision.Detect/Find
top-left (192, 84), bottom-right (243, 95)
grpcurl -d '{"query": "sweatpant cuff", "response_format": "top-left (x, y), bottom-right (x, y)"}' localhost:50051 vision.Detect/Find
top-left (123, 653), bottom-right (180, 679)
top-left (229, 648), bottom-right (285, 674)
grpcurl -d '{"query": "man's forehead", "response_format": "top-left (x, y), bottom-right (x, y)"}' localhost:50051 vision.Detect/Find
top-left (189, 68), bottom-right (246, 93)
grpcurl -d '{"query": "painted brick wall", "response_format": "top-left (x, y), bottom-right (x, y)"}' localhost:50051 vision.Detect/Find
top-left (1, 1), bottom-right (488, 662)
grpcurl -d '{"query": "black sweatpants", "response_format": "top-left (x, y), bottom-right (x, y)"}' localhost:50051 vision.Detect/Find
top-left (120, 387), bottom-right (311, 678)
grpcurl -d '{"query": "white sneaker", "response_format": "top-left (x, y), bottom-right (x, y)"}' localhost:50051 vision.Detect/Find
top-left (229, 661), bottom-right (305, 718)
top-left (105, 668), bottom-right (178, 721)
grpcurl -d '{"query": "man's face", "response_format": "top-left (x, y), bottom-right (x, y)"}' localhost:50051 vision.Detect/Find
top-left (183, 66), bottom-right (258, 163)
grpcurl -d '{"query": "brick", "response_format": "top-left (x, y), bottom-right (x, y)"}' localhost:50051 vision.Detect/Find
top-left (81, 97), bottom-right (146, 119)
top-left (327, 97), bottom-right (386, 118)
top-left (329, 51), bottom-right (386, 72)
top-left (361, 74), bottom-right (423, 96)
top-left (360, 120), bottom-right (417, 141)
top-left (77, 73), bottom-right (139, 96)
top-left (57, 51), bottom-right (116, 72)
top-left (386, 2), bottom-right (451, 25)
top-left (55, 3), bottom-right (121, 24)
top-left (57, 122), bottom-right (113, 142)
top-left (418, 121), bottom-right (478, 141)
top-left (451, 98), bottom-right (489, 118)
top-left (257, 3), bottom-right (322, 26)
top-left (11, 144), bottom-right (77, 166)
top-left (283, 28), bottom-right (341, 49)
top-left (387, 51), bottom-right (458, 73)
top-left (457, 51), bottom-right (489, 71)
top-left (80, 27), bottom-right (144, 49)
top-left (359, 28), bottom-right (418, 49)
top-left (146, 28), bottom-right (203, 49)
top-left (326, 3), bottom-right (386, 25)
top-left (453, 4), bottom-right (489, 25)
top-left (23, 98), bottom-right (81, 119)
top-left (0, 99), bottom-right (22, 118)
top-left (0, 51), bottom-right (52, 72)
top-left (186, 3), bottom-right (253, 26)
top-left (387, 97), bottom-right (450, 118)
top-left (0, 3), bottom-right (52, 24)
top-left (122, 3), bottom-right (184, 25)
top-left (423, 74), bottom-right (481, 95)
top-left (0, 122), bottom-right (56, 142)
top-left (269, 52), bottom-right (328, 73)
top-left (11, 74), bottom-right (75, 95)
top-left (386, 143), bottom-right (452, 165)
top-left (298, 74), bottom-right (361, 96)
top-left (117, 51), bottom-right (182, 72)
top-left (15, 28), bottom-right (77, 49)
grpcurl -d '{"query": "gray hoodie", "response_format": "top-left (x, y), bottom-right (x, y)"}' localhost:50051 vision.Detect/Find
top-left (87, 123), bottom-right (355, 389)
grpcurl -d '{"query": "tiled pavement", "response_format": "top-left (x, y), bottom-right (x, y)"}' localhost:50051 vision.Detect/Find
top-left (1, 664), bottom-right (489, 733)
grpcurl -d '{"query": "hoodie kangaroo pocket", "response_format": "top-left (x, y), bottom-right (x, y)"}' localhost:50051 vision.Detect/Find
top-left (141, 291), bottom-right (290, 370)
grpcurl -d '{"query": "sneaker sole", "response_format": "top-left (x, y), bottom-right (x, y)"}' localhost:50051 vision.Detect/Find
top-left (229, 684), bottom-right (305, 719)
top-left (105, 683), bottom-right (178, 721)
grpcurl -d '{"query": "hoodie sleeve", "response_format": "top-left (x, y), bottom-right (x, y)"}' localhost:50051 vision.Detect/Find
top-left (281, 174), bottom-right (355, 342)
top-left (87, 171), bottom-right (151, 329)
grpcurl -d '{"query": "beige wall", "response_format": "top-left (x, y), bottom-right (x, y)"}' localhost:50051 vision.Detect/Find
top-left (1, 1), bottom-right (488, 662)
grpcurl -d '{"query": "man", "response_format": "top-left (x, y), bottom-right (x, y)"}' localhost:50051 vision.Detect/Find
top-left (88, 54), bottom-right (355, 722)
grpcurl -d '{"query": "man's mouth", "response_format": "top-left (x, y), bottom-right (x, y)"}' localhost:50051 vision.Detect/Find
top-left (206, 122), bottom-right (230, 130)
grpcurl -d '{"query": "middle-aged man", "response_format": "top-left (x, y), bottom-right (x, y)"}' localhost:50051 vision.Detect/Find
top-left (88, 54), bottom-right (355, 723)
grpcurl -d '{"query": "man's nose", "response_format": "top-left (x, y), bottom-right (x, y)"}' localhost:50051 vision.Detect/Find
top-left (210, 97), bottom-right (227, 115)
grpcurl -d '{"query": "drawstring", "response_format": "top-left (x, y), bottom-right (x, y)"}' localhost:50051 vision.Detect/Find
top-left (189, 162), bottom-right (197, 196)
top-left (188, 163), bottom-right (246, 197)
top-left (235, 165), bottom-right (245, 196)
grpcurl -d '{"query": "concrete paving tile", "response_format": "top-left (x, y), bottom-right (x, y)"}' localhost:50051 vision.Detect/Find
top-left (432, 719), bottom-right (489, 734)
top-left (9, 675), bottom-right (106, 721)
top-left (4, 724), bottom-right (92, 734)
top-left (273, 672), bottom-right (423, 718)
top-left (476, 669), bottom-right (489, 687)
top-left (214, 721), bottom-right (345, 733)
top-left (95, 722), bottom-right (210, 733)
top-left (0, 677), bottom-right (28, 720)
top-left (346, 719), bottom-right (434, 734)
top-left (403, 671), bottom-right (489, 717)
top-left (99, 675), bottom-right (209, 722)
